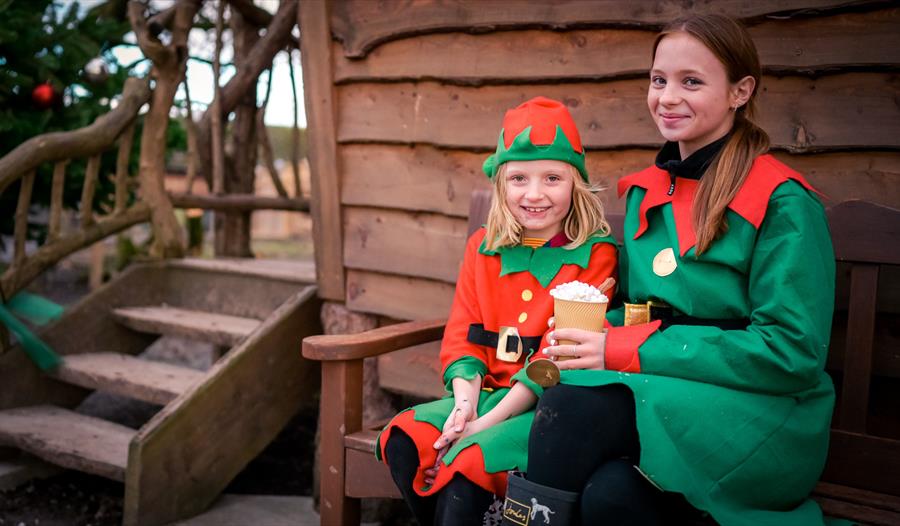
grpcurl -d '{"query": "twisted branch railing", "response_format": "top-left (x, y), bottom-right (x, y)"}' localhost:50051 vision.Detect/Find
top-left (1, 77), bottom-right (153, 301)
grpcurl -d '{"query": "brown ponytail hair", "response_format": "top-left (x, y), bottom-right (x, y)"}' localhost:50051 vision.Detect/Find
top-left (652, 14), bottom-right (770, 254)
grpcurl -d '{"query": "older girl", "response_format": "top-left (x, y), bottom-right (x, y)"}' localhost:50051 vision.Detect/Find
top-left (378, 97), bottom-right (617, 525)
top-left (506, 15), bottom-right (838, 526)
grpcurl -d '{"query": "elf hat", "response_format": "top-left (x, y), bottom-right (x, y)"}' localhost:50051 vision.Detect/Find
top-left (482, 96), bottom-right (588, 182)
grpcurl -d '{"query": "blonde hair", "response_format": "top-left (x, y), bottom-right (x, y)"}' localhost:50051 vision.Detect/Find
top-left (483, 163), bottom-right (610, 251)
top-left (653, 14), bottom-right (769, 255)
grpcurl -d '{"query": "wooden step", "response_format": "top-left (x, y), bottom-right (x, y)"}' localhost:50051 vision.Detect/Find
top-left (49, 352), bottom-right (204, 405)
top-left (111, 306), bottom-right (261, 347)
top-left (0, 406), bottom-right (133, 481)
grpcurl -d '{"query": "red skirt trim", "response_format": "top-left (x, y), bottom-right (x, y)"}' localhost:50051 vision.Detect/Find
top-left (378, 410), bottom-right (509, 497)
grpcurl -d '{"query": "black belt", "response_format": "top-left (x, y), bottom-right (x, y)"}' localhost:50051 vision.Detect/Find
top-left (467, 324), bottom-right (543, 354)
top-left (651, 304), bottom-right (749, 331)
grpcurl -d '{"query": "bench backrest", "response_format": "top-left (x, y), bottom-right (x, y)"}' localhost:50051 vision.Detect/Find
top-left (823, 200), bottom-right (900, 497)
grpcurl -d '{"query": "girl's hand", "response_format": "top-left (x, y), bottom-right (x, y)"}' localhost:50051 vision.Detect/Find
top-left (434, 397), bottom-right (475, 450)
top-left (424, 446), bottom-right (449, 486)
top-left (542, 327), bottom-right (607, 371)
top-left (441, 398), bottom-right (475, 436)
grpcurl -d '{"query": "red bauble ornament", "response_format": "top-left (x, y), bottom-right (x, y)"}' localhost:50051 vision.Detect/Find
top-left (32, 83), bottom-right (56, 109)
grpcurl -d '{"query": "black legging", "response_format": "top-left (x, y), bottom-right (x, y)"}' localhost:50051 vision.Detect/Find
top-left (383, 428), bottom-right (494, 526)
top-left (527, 383), bottom-right (666, 525)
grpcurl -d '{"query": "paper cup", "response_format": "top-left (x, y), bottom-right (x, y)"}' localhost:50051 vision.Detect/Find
top-left (553, 297), bottom-right (608, 355)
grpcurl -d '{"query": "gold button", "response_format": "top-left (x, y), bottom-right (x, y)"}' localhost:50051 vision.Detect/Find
top-left (521, 289), bottom-right (533, 302)
top-left (652, 247), bottom-right (677, 277)
top-left (518, 312), bottom-right (528, 323)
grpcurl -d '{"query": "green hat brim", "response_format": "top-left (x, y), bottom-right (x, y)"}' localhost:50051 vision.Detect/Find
top-left (483, 126), bottom-right (588, 182)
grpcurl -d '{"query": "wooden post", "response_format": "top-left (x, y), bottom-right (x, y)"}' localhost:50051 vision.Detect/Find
top-left (287, 47), bottom-right (302, 198)
top-left (319, 359), bottom-right (363, 526)
top-left (181, 78), bottom-right (199, 195)
top-left (299, 0), bottom-right (345, 301)
top-left (838, 264), bottom-right (879, 433)
top-left (48, 161), bottom-right (68, 242)
top-left (210, 0), bottom-right (226, 196)
top-left (115, 124), bottom-right (136, 215)
top-left (81, 154), bottom-right (101, 228)
top-left (127, 0), bottom-right (195, 258)
top-left (257, 69), bottom-right (289, 198)
top-left (214, 4), bottom-right (258, 257)
top-left (89, 241), bottom-right (106, 290)
top-left (13, 171), bottom-right (36, 269)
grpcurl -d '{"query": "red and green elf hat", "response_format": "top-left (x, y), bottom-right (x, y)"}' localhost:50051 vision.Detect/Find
top-left (482, 96), bottom-right (588, 182)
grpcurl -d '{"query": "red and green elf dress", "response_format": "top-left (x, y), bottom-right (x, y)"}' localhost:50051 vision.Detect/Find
top-left (564, 142), bottom-right (839, 525)
top-left (377, 228), bottom-right (617, 497)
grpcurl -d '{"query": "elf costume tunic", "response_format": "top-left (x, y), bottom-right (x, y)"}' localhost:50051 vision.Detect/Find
top-left (377, 228), bottom-right (617, 497)
top-left (563, 142), bottom-right (837, 526)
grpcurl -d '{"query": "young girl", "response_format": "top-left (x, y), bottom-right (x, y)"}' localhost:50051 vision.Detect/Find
top-left (506, 15), bottom-right (838, 526)
top-left (377, 96), bottom-right (618, 525)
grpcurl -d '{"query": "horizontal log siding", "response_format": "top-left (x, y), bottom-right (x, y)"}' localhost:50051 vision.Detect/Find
top-left (337, 75), bottom-right (900, 152)
top-left (321, 2), bottom-right (900, 320)
top-left (334, 9), bottom-right (900, 82)
top-left (341, 145), bottom-right (900, 218)
top-left (330, 0), bottom-right (888, 58)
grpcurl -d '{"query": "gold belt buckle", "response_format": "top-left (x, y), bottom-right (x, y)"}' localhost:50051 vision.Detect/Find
top-left (496, 326), bottom-right (523, 363)
top-left (624, 300), bottom-right (669, 326)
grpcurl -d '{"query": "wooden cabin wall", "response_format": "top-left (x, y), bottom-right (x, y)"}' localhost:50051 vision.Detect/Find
top-left (301, 1), bottom-right (900, 321)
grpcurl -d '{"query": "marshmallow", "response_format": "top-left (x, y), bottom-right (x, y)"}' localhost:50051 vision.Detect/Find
top-left (549, 280), bottom-right (609, 303)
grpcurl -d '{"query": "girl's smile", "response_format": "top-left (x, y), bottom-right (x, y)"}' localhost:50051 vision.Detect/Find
top-left (648, 31), bottom-right (752, 159)
top-left (503, 159), bottom-right (575, 240)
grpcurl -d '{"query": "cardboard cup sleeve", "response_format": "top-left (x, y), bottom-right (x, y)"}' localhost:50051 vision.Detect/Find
top-left (526, 297), bottom-right (608, 387)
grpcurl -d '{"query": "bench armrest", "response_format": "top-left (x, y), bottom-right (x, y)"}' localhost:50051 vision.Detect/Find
top-left (302, 319), bottom-right (446, 361)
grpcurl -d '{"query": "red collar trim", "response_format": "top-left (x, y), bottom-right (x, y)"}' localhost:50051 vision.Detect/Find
top-left (617, 154), bottom-right (817, 255)
top-left (547, 231), bottom-right (570, 247)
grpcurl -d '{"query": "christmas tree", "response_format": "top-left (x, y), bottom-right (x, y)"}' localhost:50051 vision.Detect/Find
top-left (0, 0), bottom-right (184, 242)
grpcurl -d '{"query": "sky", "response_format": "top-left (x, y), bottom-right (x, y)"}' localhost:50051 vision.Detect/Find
top-left (81, 0), bottom-right (307, 128)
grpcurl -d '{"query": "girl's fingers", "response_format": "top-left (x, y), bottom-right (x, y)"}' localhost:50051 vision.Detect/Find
top-left (452, 408), bottom-right (467, 432)
top-left (550, 327), bottom-right (598, 343)
top-left (542, 343), bottom-right (598, 358)
top-left (435, 446), bottom-right (449, 465)
top-left (434, 430), bottom-right (459, 449)
top-left (555, 356), bottom-right (602, 370)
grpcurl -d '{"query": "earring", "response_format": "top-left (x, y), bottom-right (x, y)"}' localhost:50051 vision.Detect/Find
top-left (729, 105), bottom-right (737, 112)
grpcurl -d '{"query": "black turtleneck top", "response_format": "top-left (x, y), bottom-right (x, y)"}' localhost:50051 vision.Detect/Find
top-left (654, 134), bottom-right (729, 195)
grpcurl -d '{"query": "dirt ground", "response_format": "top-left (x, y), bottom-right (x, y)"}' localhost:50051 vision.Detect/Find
top-left (0, 406), bottom-right (318, 526)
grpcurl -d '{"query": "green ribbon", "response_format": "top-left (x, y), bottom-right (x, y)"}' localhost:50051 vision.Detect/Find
top-left (0, 302), bottom-right (63, 371)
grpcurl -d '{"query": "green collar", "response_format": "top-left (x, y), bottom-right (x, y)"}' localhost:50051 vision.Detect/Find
top-left (478, 233), bottom-right (616, 287)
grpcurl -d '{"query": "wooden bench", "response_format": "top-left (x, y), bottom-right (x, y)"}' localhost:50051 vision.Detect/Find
top-left (302, 192), bottom-right (900, 525)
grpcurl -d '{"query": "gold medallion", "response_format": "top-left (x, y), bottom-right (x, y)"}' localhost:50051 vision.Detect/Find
top-left (525, 359), bottom-right (561, 387)
top-left (652, 247), bottom-right (677, 277)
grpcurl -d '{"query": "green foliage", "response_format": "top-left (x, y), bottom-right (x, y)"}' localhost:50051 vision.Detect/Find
top-left (0, 0), bottom-right (132, 152)
top-left (0, 0), bottom-right (186, 244)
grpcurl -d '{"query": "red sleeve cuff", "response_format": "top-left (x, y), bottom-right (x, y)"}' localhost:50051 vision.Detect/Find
top-left (604, 320), bottom-right (661, 372)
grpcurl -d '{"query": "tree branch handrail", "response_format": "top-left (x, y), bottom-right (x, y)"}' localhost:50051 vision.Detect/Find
top-left (168, 192), bottom-right (310, 212)
top-left (0, 76), bottom-right (152, 301)
top-left (0, 76), bottom-right (151, 197)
